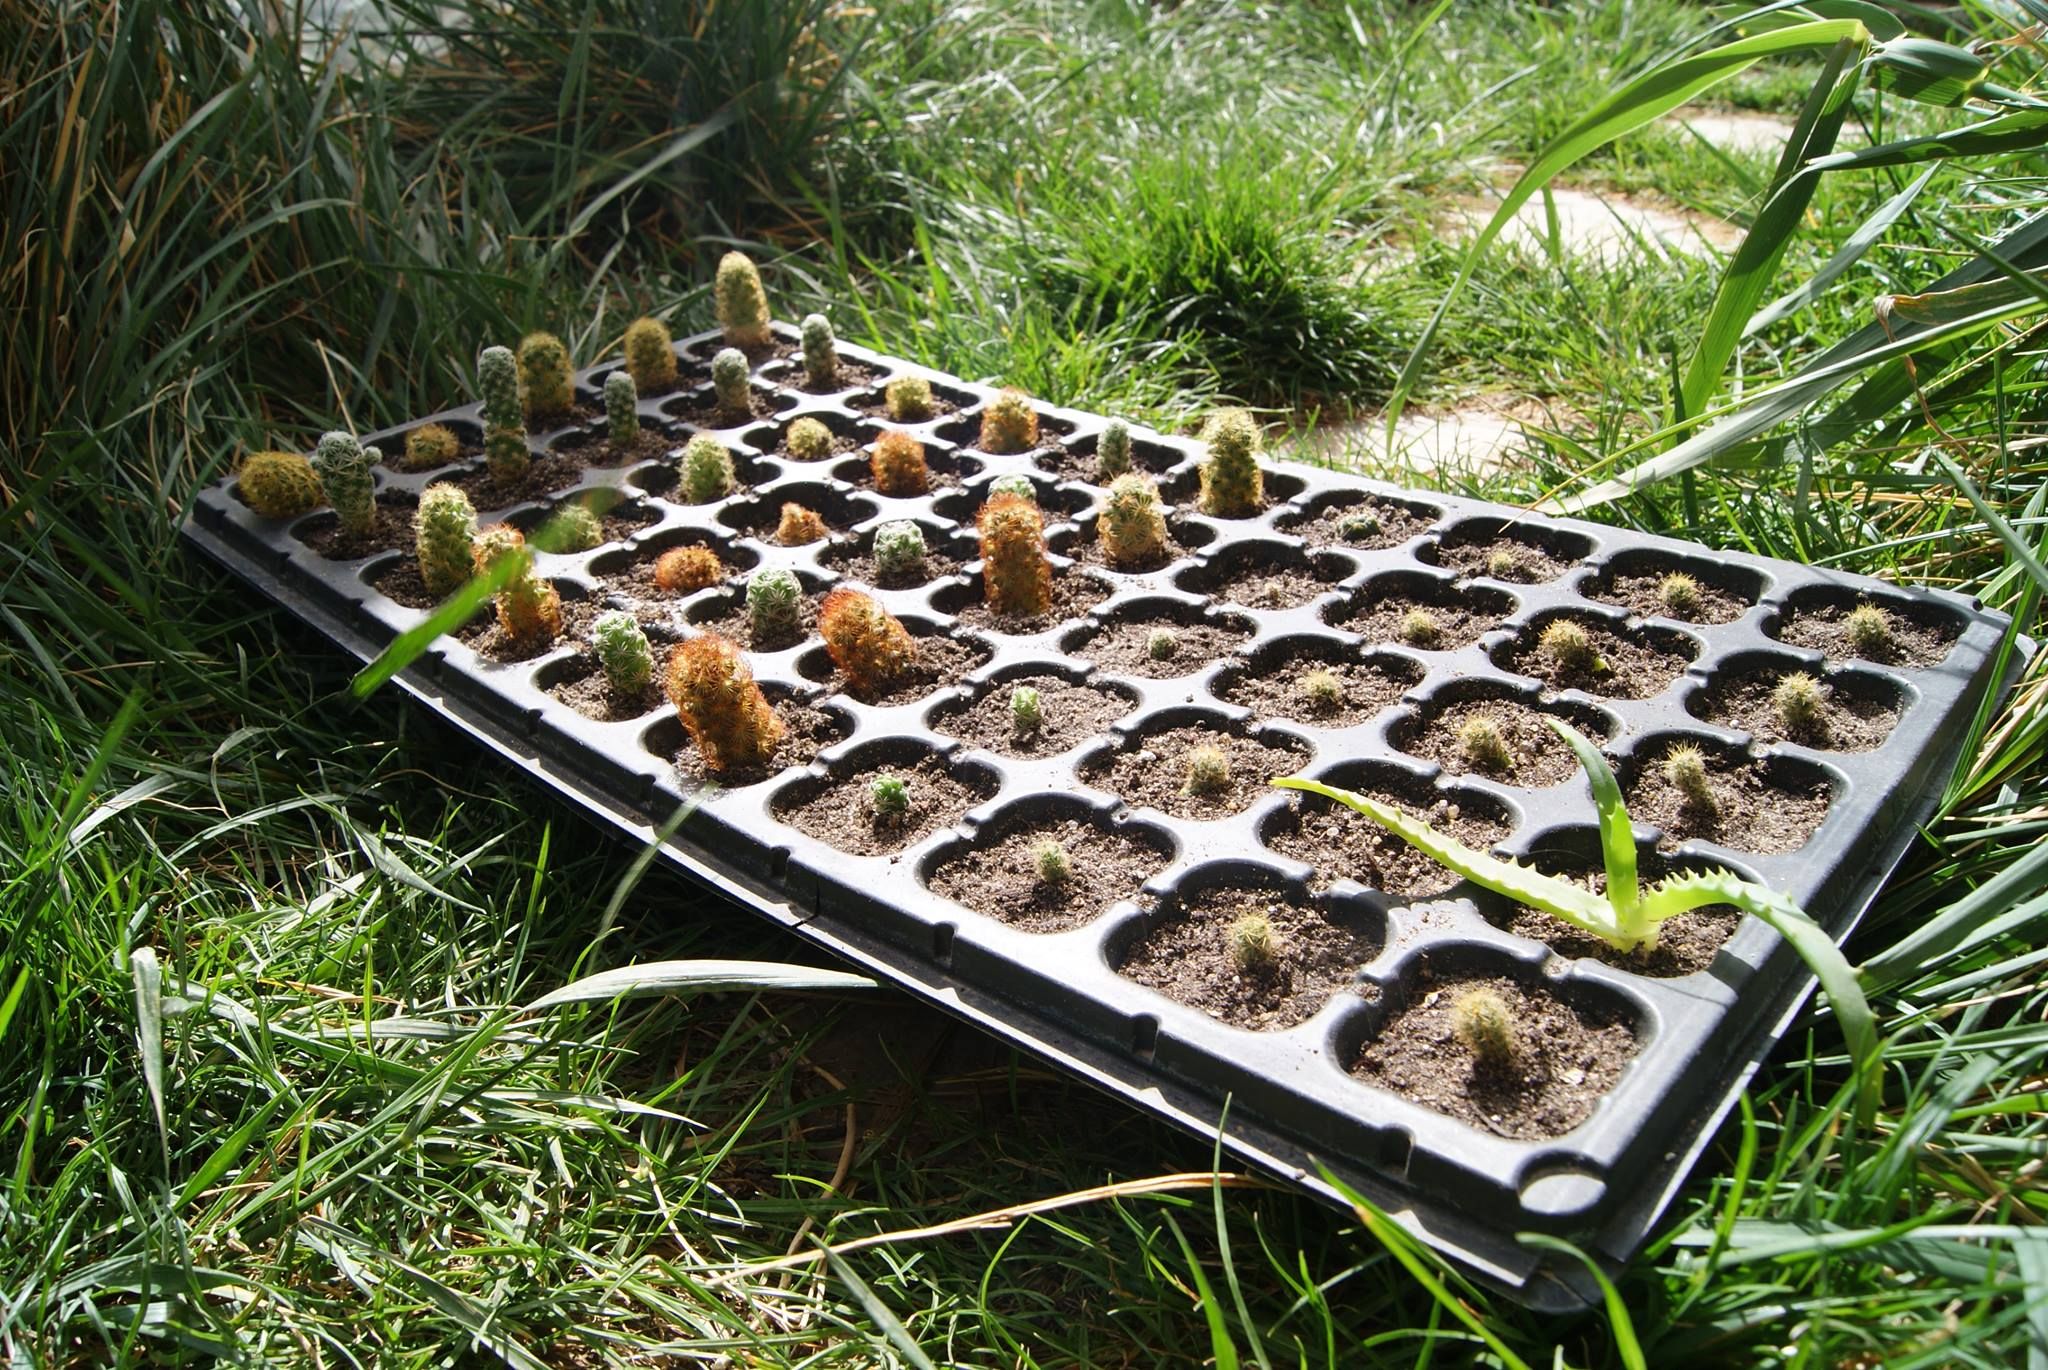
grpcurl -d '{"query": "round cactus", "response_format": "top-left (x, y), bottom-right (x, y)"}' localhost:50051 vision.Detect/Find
top-left (471, 524), bottom-right (562, 648)
top-left (872, 520), bottom-right (928, 581)
top-left (709, 347), bottom-right (752, 420)
top-left (818, 588), bottom-right (917, 694)
top-left (517, 331), bottom-right (574, 424)
top-left (237, 450), bottom-right (324, 519)
top-left (715, 251), bottom-right (772, 350)
top-left (1663, 744), bottom-right (1716, 816)
top-left (546, 502), bottom-right (604, 553)
top-left (1227, 912), bottom-right (1279, 973)
top-left (884, 375), bottom-right (935, 423)
top-left (1336, 510), bottom-right (1382, 542)
top-left (1450, 987), bottom-right (1515, 1067)
top-left (1485, 548), bottom-right (1519, 580)
top-left (1096, 419), bottom-right (1133, 480)
top-left (1657, 572), bottom-right (1702, 617)
top-left (870, 774), bottom-right (911, 821)
top-left (1197, 408), bottom-right (1263, 518)
top-left (1538, 619), bottom-right (1606, 675)
top-left (664, 634), bottom-right (784, 774)
top-left (1099, 473), bottom-right (1168, 568)
top-left (679, 434), bottom-right (735, 504)
top-left (745, 568), bottom-right (805, 644)
top-left (784, 416), bottom-right (835, 461)
top-left (414, 483), bottom-right (477, 596)
top-left (1146, 627), bottom-right (1180, 662)
top-left (1031, 838), bottom-right (1071, 886)
top-left (1844, 603), bottom-right (1894, 658)
top-left (311, 430), bottom-right (377, 538)
top-left (478, 345), bottom-right (530, 483)
top-left (1457, 714), bottom-right (1513, 773)
top-left (1183, 744), bottom-right (1231, 797)
top-left (402, 423), bottom-right (461, 471)
top-left (870, 430), bottom-right (929, 496)
top-left (1398, 607), bottom-right (1441, 648)
top-left (605, 371), bottom-right (639, 447)
top-left (591, 610), bottom-right (654, 696)
top-left (977, 492), bottom-right (1052, 617)
top-left (653, 545), bottom-right (725, 593)
top-left (775, 502), bottom-right (827, 546)
top-left (1298, 670), bottom-right (1343, 712)
top-left (623, 316), bottom-right (678, 393)
top-left (1010, 684), bottom-right (1043, 734)
top-left (978, 388), bottom-right (1039, 455)
top-left (800, 313), bottom-right (839, 388)
top-left (1773, 672), bottom-right (1827, 738)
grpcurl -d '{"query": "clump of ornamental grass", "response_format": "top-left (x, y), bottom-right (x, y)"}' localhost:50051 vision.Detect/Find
top-left (872, 521), bottom-right (927, 581)
top-left (885, 375), bottom-right (935, 423)
top-left (1485, 548), bottom-right (1519, 580)
top-left (1844, 603), bottom-right (1895, 658)
top-left (1197, 408), bottom-right (1263, 518)
top-left (517, 331), bottom-right (574, 424)
top-left (1100, 474), bottom-right (1168, 568)
top-left (715, 251), bottom-right (772, 350)
top-left (653, 545), bottom-right (725, 593)
top-left (546, 503), bottom-right (604, 554)
top-left (710, 348), bottom-right (752, 421)
top-left (800, 313), bottom-right (839, 388)
top-left (785, 416), bottom-right (835, 461)
top-left (1773, 672), bottom-right (1828, 739)
top-left (679, 434), bottom-right (735, 503)
top-left (978, 388), bottom-right (1039, 454)
top-left (1457, 714), bottom-right (1513, 773)
top-left (1299, 670), bottom-right (1343, 712)
top-left (978, 492), bottom-right (1052, 617)
top-left (623, 316), bottom-right (678, 393)
top-left (403, 423), bottom-right (461, 471)
top-left (1147, 627), bottom-right (1180, 662)
top-left (1399, 607), bottom-right (1441, 648)
top-left (605, 371), bottom-right (639, 447)
top-left (776, 503), bottom-right (828, 546)
top-left (1010, 685), bottom-right (1042, 735)
top-left (871, 430), bottom-right (930, 496)
top-left (237, 450), bottom-right (323, 519)
top-left (478, 346), bottom-right (530, 483)
top-left (472, 525), bottom-right (561, 648)
top-left (591, 611), bottom-right (654, 697)
top-left (1658, 572), bottom-right (1702, 617)
top-left (1183, 743), bottom-right (1231, 797)
top-left (1449, 988), bottom-right (1515, 1068)
top-left (413, 483), bottom-right (476, 596)
top-left (664, 634), bottom-right (783, 774)
top-left (1538, 619), bottom-right (1608, 676)
top-left (312, 430), bottom-right (378, 538)
top-left (1031, 838), bottom-right (1071, 887)
top-left (1663, 744), bottom-right (1716, 818)
top-left (1096, 419), bottom-right (1133, 479)
top-left (818, 588), bottom-right (918, 694)
top-left (870, 774), bottom-right (911, 823)
top-left (746, 568), bottom-right (804, 644)
top-left (1227, 912), bottom-right (1279, 974)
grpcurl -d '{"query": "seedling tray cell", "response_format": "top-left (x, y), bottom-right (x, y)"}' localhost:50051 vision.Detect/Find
top-left (182, 325), bottom-right (2028, 1309)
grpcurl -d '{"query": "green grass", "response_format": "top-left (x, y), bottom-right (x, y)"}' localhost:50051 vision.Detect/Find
top-left (5, 0), bottom-right (2048, 1364)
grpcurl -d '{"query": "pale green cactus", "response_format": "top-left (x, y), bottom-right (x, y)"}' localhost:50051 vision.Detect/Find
top-left (679, 434), bottom-right (735, 503)
top-left (746, 568), bottom-right (804, 643)
top-left (872, 520), bottom-right (927, 580)
top-left (1010, 684), bottom-right (1042, 734)
top-left (591, 610), bottom-right (654, 696)
top-left (870, 774), bottom-right (910, 820)
top-left (1227, 912), bottom-right (1279, 972)
top-left (800, 313), bottom-right (839, 388)
top-left (1197, 408), bottom-right (1263, 518)
top-left (312, 430), bottom-right (377, 537)
top-left (478, 345), bottom-right (530, 483)
top-left (785, 416), bottom-right (835, 461)
top-left (988, 474), bottom-right (1036, 504)
top-left (1096, 418), bottom-right (1133, 479)
top-left (547, 503), bottom-right (604, 553)
top-left (884, 375), bottom-right (935, 423)
top-left (1032, 838), bottom-right (1071, 886)
top-left (1450, 988), bottom-right (1515, 1067)
top-left (715, 251), bottom-right (772, 350)
top-left (605, 371), bottom-right (639, 447)
top-left (517, 331), bottom-right (574, 423)
top-left (710, 347), bottom-right (751, 419)
top-left (414, 483), bottom-right (477, 596)
top-left (1099, 473), bottom-right (1167, 568)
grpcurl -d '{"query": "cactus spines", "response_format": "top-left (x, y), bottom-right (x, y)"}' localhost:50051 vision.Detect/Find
top-left (1299, 670), bottom-right (1343, 712)
top-left (818, 588), bottom-right (918, 694)
top-left (517, 331), bottom-right (574, 424)
top-left (1336, 510), bottom-right (1382, 542)
top-left (988, 473), bottom-right (1037, 504)
top-left (745, 568), bottom-right (804, 644)
top-left (978, 388), bottom-right (1039, 454)
top-left (872, 520), bottom-right (928, 581)
top-left (978, 492), bottom-right (1052, 618)
top-left (1658, 572), bottom-right (1702, 617)
top-left (1146, 627), bottom-right (1180, 662)
top-left (1485, 548), bottom-right (1519, 580)
top-left (1227, 912), bottom-right (1279, 974)
top-left (479, 346), bottom-right (531, 483)
top-left (710, 347), bottom-right (752, 420)
top-left (1100, 473), bottom-right (1168, 568)
top-left (1183, 743), bottom-right (1231, 797)
top-left (1032, 838), bottom-right (1072, 886)
top-left (591, 610), bottom-right (654, 697)
top-left (471, 525), bottom-right (562, 648)
top-left (414, 483), bottom-right (477, 596)
top-left (1773, 672), bottom-right (1827, 739)
top-left (785, 416), bottom-right (835, 461)
top-left (1457, 714), bottom-right (1513, 773)
top-left (1010, 684), bottom-right (1043, 735)
top-left (1450, 987), bottom-right (1516, 1068)
top-left (311, 430), bottom-right (377, 537)
top-left (870, 774), bottom-right (911, 822)
top-left (1197, 408), bottom-right (1264, 518)
top-left (1538, 619), bottom-right (1607, 675)
top-left (653, 545), bottom-right (725, 593)
top-left (1844, 603), bottom-right (1894, 658)
top-left (885, 375), bottom-right (935, 423)
top-left (800, 313), bottom-right (839, 388)
top-left (623, 316), bottom-right (678, 393)
top-left (1096, 418), bottom-right (1133, 479)
top-left (664, 634), bottom-right (784, 774)
top-left (715, 251), bottom-right (772, 350)
top-left (605, 371), bottom-right (639, 447)
top-left (679, 434), bottom-right (735, 503)
top-left (237, 450), bottom-right (324, 519)
top-left (776, 502), bottom-right (828, 546)
top-left (402, 423), bottom-right (461, 471)
top-left (871, 430), bottom-right (930, 496)
top-left (1663, 744), bottom-right (1716, 816)
top-left (546, 502), bottom-right (604, 553)
top-left (1399, 607), bottom-right (1441, 648)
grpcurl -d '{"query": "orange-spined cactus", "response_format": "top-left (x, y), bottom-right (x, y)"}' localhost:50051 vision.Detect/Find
top-left (653, 545), bottom-right (725, 592)
top-left (817, 587), bottom-right (917, 694)
top-left (776, 502), bottom-right (828, 546)
top-left (664, 634), bottom-right (784, 774)
top-left (471, 525), bottom-right (562, 647)
top-left (977, 491), bottom-right (1052, 617)
top-left (870, 430), bottom-right (929, 496)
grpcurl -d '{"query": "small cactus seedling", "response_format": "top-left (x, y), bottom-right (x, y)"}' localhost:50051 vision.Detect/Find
top-left (591, 610), bottom-right (654, 696)
top-left (776, 502), bottom-right (828, 546)
top-left (311, 430), bottom-right (377, 537)
top-left (517, 331), bottom-right (574, 424)
top-left (745, 568), bottom-right (804, 643)
top-left (1538, 619), bottom-right (1608, 675)
top-left (237, 450), bottom-right (323, 518)
top-left (471, 525), bottom-right (562, 648)
top-left (1457, 714), bottom-right (1514, 773)
top-left (478, 345), bottom-right (530, 483)
top-left (605, 371), bottom-right (639, 447)
top-left (664, 634), bottom-right (784, 774)
top-left (872, 520), bottom-right (927, 580)
top-left (546, 502), bottom-right (604, 553)
top-left (1299, 670), bottom-right (1343, 712)
top-left (1398, 607), bottom-right (1441, 648)
top-left (800, 313), bottom-right (839, 387)
top-left (1336, 510), bottom-right (1382, 542)
top-left (1183, 743), bottom-right (1231, 797)
top-left (978, 388), bottom-right (1039, 454)
top-left (710, 347), bottom-right (752, 420)
top-left (1031, 838), bottom-right (1072, 886)
top-left (679, 434), bottom-right (735, 503)
top-left (784, 416), bottom-right (835, 461)
top-left (402, 423), bottom-right (461, 471)
top-left (988, 474), bottom-right (1036, 504)
top-left (1657, 572), bottom-right (1702, 617)
top-left (1010, 684), bottom-right (1043, 734)
top-left (1773, 672), bottom-right (1828, 738)
top-left (818, 588), bottom-right (918, 694)
top-left (1662, 744), bottom-right (1716, 817)
top-left (1227, 912), bottom-right (1279, 974)
top-left (978, 492), bottom-right (1052, 617)
top-left (1450, 987), bottom-right (1516, 1068)
top-left (1146, 627), bottom-right (1180, 662)
top-left (1096, 418), bottom-right (1133, 479)
top-left (653, 545), bottom-right (725, 593)
top-left (1485, 548), bottom-right (1519, 580)
top-left (413, 482), bottom-right (477, 596)
top-left (623, 316), bottom-right (678, 393)
top-left (884, 375), bottom-right (935, 423)
top-left (870, 430), bottom-right (930, 496)
top-left (715, 251), bottom-right (772, 350)
top-left (1844, 603), bottom-right (1895, 658)
top-left (1197, 408), bottom-right (1263, 518)
top-left (1100, 473), bottom-right (1168, 568)
top-left (870, 774), bottom-right (910, 821)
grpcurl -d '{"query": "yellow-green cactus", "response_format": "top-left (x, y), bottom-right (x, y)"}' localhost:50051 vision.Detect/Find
top-left (1099, 473), bottom-right (1168, 568)
top-left (237, 450), bottom-right (324, 519)
top-left (710, 347), bottom-right (752, 421)
top-left (517, 331), bottom-right (575, 424)
top-left (884, 375), bottom-right (934, 423)
top-left (402, 423), bottom-right (462, 471)
top-left (978, 388), bottom-right (1039, 454)
top-left (1197, 408), bottom-right (1263, 518)
top-left (785, 417), bottom-right (835, 461)
top-left (605, 371), bottom-right (639, 447)
top-left (1450, 987), bottom-right (1515, 1067)
top-left (623, 316), bottom-right (678, 393)
top-left (715, 251), bottom-right (772, 351)
top-left (414, 482), bottom-right (476, 596)
top-left (679, 435), bottom-right (735, 503)
top-left (1096, 418), bottom-right (1133, 479)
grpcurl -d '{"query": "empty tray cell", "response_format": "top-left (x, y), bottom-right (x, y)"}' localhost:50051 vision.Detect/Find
top-left (507, 491), bottom-right (660, 552)
top-left (1276, 490), bottom-right (1440, 552)
top-left (660, 382), bottom-right (795, 431)
top-left (376, 417), bottom-right (485, 476)
top-left (754, 410), bottom-right (868, 464)
top-left (771, 742), bottom-right (997, 858)
top-left (1768, 584), bottom-right (1963, 669)
top-left (586, 354), bottom-right (710, 399)
top-left (1111, 874), bottom-right (1382, 1032)
top-left (1623, 733), bottom-right (1836, 855)
top-left (644, 684), bottom-right (852, 790)
top-left (1062, 598), bottom-right (1253, 679)
top-left (832, 442), bottom-right (983, 497)
top-left (1174, 540), bottom-right (1356, 612)
top-left (819, 519), bottom-right (975, 591)
top-left (1392, 687), bottom-right (1618, 787)
top-left (923, 796), bottom-right (1173, 934)
top-left (1261, 761), bottom-right (1514, 896)
top-left (933, 404), bottom-right (1078, 456)
top-left (1328, 570), bottom-right (1516, 652)
top-left (1579, 547), bottom-right (1764, 626)
top-left (1688, 656), bottom-right (1906, 753)
top-left (446, 450), bottom-right (589, 513)
top-left (1053, 506), bottom-right (1213, 577)
top-left (931, 567), bottom-right (1114, 636)
top-left (537, 650), bottom-right (666, 724)
top-left (547, 419), bottom-right (679, 470)
top-left (1158, 463), bottom-right (1309, 520)
top-left (1492, 611), bottom-right (1697, 700)
top-left (586, 529), bottom-right (754, 613)
top-left (847, 375), bottom-right (977, 424)
top-left (930, 476), bottom-right (1091, 526)
top-left (630, 447), bottom-right (777, 503)
top-left (719, 484), bottom-right (878, 545)
top-left (296, 489), bottom-right (418, 562)
top-left (796, 616), bottom-right (993, 707)
top-left (1035, 429), bottom-right (1188, 484)
top-left (1080, 714), bottom-right (1311, 822)
top-left (456, 577), bottom-right (597, 664)
top-left (926, 666), bottom-right (1137, 759)
top-left (1428, 516), bottom-right (1594, 584)
top-left (685, 571), bottom-right (833, 652)
top-left (1211, 637), bottom-right (1421, 730)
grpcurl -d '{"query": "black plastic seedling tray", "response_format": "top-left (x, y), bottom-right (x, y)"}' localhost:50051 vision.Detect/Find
top-left (182, 325), bottom-right (2026, 1310)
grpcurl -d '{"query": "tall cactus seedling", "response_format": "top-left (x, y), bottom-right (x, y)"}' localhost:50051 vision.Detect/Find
top-left (414, 483), bottom-right (477, 596)
top-left (471, 525), bottom-right (562, 648)
top-left (478, 345), bottom-right (530, 484)
top-left (978, 388), bottom-right (1039, 455)
top-left (605, 371), bottom-right (639, 448)
top-left (800, 313), bottom-right (839, 388)
top-left (665, 634), bottom-right (784, 774)
top-left (1198, 408), bottom-right (1264, 518)
top-left (818, 588), bottom-right (917, 695)
top-left (710, 348), bottom-right (752, 423)
top-left (1099, 473), bottom-right (1168, 568)
top-left (518, 331), bottom-right (575, 424)
top-left (623, 316), bottom-right (678, 393)
top-left (715, 251), bottom-right (772, 351)
top-left (591, 610), bottom-right (655, 697)
top-left (311, 430), bottom-right (378, 538)
top-left (978, 491), bottom-right (1052, 617)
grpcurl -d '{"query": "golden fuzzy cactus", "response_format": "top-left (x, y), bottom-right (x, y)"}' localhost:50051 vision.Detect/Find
top-left (978, 388), bottom-right (1039, 455)
top-left (775, 502), bottom-right (828, 546)
top-left (623, 316), bottom-right (678, 393)
top-left (977, 491), bottom-right (1052, 617)
top-left (870, 430), bottom-right (930, 496)
top-left (471, 524), bottom-right (562, 648)
top-left (1450, 987), bottom-right (1516, 1067)
top-left (1197, 408), bottom-right (1263, 518)
top-left (237, 450), bottom-right (324, 519)
top-left (664, 634), bottom-right (784, 774)
top-left (1099, 473), bottom-right (1168, 568)
top-left (653, 545), bottom-right (725, 592)
top-left (817, 587), bottom-right (917, 694)
top-left (402, 423), bottom-right (462, 471)
top-left (715, 251), bottom-right (772, 350)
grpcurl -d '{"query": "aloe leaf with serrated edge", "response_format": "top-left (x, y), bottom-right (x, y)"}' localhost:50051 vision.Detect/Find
top-left (1547, 720), bottom-right (1639, 929)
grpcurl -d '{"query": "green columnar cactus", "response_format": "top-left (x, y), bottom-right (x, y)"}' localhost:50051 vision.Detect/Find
top-left (1146, 627), bottom-right (1179, 662)
top-left (312, 430), bottom-right (377, 538)
top-left (1032, 838), bottom-right (1071, 886)
top-left (800, 313), bottom-right (839, 388)
top-left (1197, 408), bottom-right (1263, 518)
top-left (479, 345), bottom-right (530, 483)
top-left (885, 375), bottom-right (935, 423)
top-left (605, 371), bottom-right (639, 447)
top-left (1773, 672), bottom-right (1827, 739)
top-left (870, 774), bottom-right (911, 821)
top-left (1183, 744), bottom-right (1231, 797)
top-left (1227, 912), bottom-right (1279, 973)
top-left (710, 347), bottom-right (752, 420)
top-left (472, 525), bottom-right (562, 647)
top-left (1450, 988), bottom-right (1515, 1067)
top-left (1658, 572), bottom-right (1702, 617)
top-left (403, 423), bottom-right (461, 471)
top-left (818, 588), bottom-right (918, 694)
top-left (1099, 473), bottom-right (1168, 568)
top-left (1096, 419), bottom-right (1133, 480)
top-left (785, 416), bottom-right (835, 460)
top-left (654, 545), bottom-right (725, 592)
top-left (623, 316), bottom-right (678, 393)
top-left (871, 430), bottom-right (930, 496)
top-left (414, 483), bottom-right (477, 596)
top-left (715, 251), bottom-right (772, 350)
top-left (665, 634), bottom-right (784, 774)
top-left (1010, 685), bottom-right (1043, 735)
top-left (776, 502), bottom-right (827, 546)
top-left (872, 520), bottom-right (927, 581)
top-left (548, 502), bottom-right (604, 553)
top-left (746, 568), bottom-right (804, 643)
top-left (977, 492), bottom-right (1052, 617)
top-left (1457, 714), bottom-right (1513, 773)
top-left (978, 388), bottom-right (1039, 454)
top-left (237, 450), bottom-right (324, 518)
top-left (1663, 744), bottom-right (1716, 817)
top-left (1399, 607), bottom-right (1441, 648)
top-left (518, 331), bottom-right (574, 424)
top-left (591, 610), bottom-right (654, 696)
top-left (679, 434), bottom-right (735, 503)
top-left (1844, 604), bottom-right (1894, 657)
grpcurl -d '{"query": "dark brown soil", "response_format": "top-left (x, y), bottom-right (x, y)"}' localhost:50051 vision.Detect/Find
top-left (528, 402), bottom-right (600, 432)
top-left (951, 572), bottom-right (1113, 636)
top-left (774, 753), bottom-right (990, 858)
top-left (450, 452), bottom-right (589, 512)
top-left (1280, 496), bottom-right (1437, 552)
top-left (792, 358), bottom-right (884, 395)
top-left (588, 544), bottom-right (738, 614)
top-left (1196, 560), bottom-right (1344, 612)
top-left (1486, 853), bottom-right (1740, 977)
top-left (849, 388), bottom-right (962, 423)
top-left (929, 675), bottom-right (1134, 757)
top-left (818, 540), bottom-right (968, 591)
top-left (1032, 438), bottom-right (1181, 483)
top-left (926, 818), bottom-right (1166, 934)
top-left (1215, 653), bottom-right (1413, 729)
top-left (1353, 975), bottom-right (1636, 1138)
top-left (1400, 697), bottom-right (1604, 787)
top-left (367, 558), bottom-right (470, 612)
top-left (1693, 670), bottom-right (1900, 752)
top-left (668, 697), bottom-right (847, 790)
top-left (1589, 570), bottom-right (1751, 625)
top-left (1071, 614), bottom-right (1251, 679)
top-left (1775, 600), bottom-right (1957, 668)
top-left (1264, 787), bottom-right (1513, 895)
top-left (769, 427), bottom-right (861, 462)
top-left (1083, 726), bottom-right (1310, 821)
top-left (817, 632), bottom-right (993, 708)
top-left (1625, 742), bottom-right (1831, 854)
top-left (551, 426), bottom-right (675, 470)
top-left (1117, 886), bottom-right (1379, 1031)
top-left (1496, 619), bottom-right (1693, 699)
top-left (690, 591), bottom-right (820, 653)
top-left (1060, 522), bottom-right (1197, 576)
top-left (457, 591), bottom-right (600, 663)
top-left (666, 391), bottom-right (782, 429)
top-left (1335, 585), bottom-right (1506, 651)
top-left (1434, 532), bottom-right (1577, 584)
top-left (547, 656), bottom-right (666, 723)
top-left (301, 499), bottom-right (415, 560)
